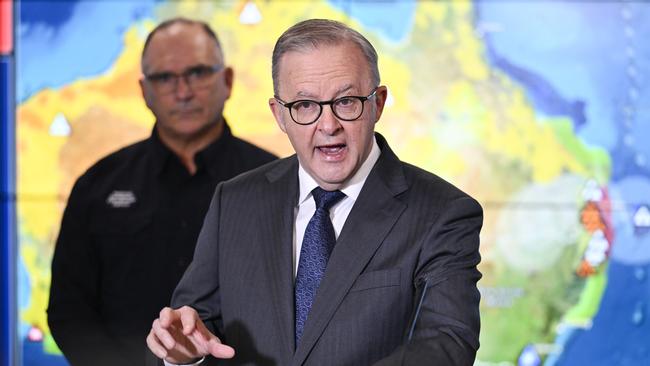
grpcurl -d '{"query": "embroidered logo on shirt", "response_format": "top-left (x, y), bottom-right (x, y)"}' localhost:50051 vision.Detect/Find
top-left (106, 190), bottom-right (136, 208)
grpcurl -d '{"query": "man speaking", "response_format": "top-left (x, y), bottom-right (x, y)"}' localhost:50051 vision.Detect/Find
top-left (148, 19), bottom-right (483, 366)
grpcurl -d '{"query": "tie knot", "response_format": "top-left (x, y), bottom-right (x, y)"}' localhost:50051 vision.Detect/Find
top-left (312, 187), bottom-right (346, 211)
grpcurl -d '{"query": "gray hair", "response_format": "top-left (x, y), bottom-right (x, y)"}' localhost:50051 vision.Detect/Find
top-left (271, 19), bottom-right (380, 95)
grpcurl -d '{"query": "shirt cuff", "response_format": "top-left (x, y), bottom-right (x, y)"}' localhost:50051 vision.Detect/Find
top-left (163, 357), bottom-right (205, 366)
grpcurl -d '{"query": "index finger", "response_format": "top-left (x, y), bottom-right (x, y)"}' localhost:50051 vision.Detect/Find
top-left (159, 307), bottom-right (180, 328)
top-left (179, 306), bottom-right (200, 335)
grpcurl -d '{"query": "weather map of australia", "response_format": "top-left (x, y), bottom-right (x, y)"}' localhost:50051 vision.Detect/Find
top-left (12, 1), bottom-right (650, 365)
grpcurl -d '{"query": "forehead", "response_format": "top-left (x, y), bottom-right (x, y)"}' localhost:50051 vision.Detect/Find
top-left (277, 42), bottom-right (372, 97)
top-left (142, 23), bottom-right (221, 72)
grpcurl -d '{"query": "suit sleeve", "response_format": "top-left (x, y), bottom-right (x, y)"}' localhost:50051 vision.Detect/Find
top-left (374, 195), bottom-right (483, 366)
top-left (47, 177), bottom-right (129, 366)
top-left (171, 182), bottom-right (225, 338)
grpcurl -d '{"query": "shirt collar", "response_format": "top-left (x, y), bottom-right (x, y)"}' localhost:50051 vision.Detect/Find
top-left (298, 135), bottom-right (381, 205)
top-left (149, 119), bottom-right (233, 178)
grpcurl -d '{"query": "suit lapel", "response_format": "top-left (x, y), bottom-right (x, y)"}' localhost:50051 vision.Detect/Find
top-left (260, 156), bottom-right (299, 360)
top-left (292, 135), bottom-right (408, 365)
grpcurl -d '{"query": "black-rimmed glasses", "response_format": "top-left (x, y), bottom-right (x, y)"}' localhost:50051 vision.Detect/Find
top-left (144, 64), bottom-right (224, 94)
top-left (274, 88), bottom-right (378, 125)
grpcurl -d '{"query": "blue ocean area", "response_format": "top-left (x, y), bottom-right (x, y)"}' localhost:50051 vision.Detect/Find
top-left (17, 0), bottom-right (157, 102)
top-left (22, 341), bottom-right (69, 366)
top-left (328, 0), bottom-right (416, 44)
top-left (609, 177), bottom-right (650, 264)
top-left (475, 1), bottom-right (650, 159)
top-left (555, 260), bottom-right (650, 365)
top-left (484, 48), bottom-right (586, 129)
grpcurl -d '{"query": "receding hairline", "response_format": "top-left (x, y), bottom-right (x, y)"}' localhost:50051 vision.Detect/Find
top-left (271, 19), bottom-right (380, 95)
top-left (141, 18), bottom-right (223, 73)
top-left (274, 41), bottom-right (375, 88)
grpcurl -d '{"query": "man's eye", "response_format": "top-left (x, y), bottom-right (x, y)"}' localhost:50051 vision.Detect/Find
top-left (293, 101), bottom-right (316, 111)
top-left (187, 67), bottom-right (210, 79)
top-left (149, 73), bottom-right (174, 83)
top-left (336, 97), bottom-right (355, 107)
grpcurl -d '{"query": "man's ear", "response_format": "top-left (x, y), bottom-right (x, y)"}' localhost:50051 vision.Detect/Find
top-left (139, 77), bottom-right (153, 110)
top-left (269, 98), bottom-right (287, 133)
top-left (223, 67), bottom-right (234, 99)
top-left (372, 85), bottom-right (388, 123)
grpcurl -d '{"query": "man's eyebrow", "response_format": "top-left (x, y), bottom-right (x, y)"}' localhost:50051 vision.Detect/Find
top-left (334, 85), bottom-right (354, 96)
top-left (294, 85), bottom-right (355, 100)
top-left (295, 90), bottom-right (317, 99)
top-left (146, 64), bottom-right (212, 75)
top-left (185, 64), bottom-right (213, 70)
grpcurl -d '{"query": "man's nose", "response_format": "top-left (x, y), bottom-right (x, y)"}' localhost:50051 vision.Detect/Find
top-left (174, 75), bottom-right (194, 100)
top-left (317, 105), bottom-right (342, 135)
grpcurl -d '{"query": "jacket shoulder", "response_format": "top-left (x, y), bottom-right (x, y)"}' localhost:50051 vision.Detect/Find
top-left (400, 161), bottom-right (479, 205)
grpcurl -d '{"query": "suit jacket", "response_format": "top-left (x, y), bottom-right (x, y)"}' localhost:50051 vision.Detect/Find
top-left (171, 133), bottom-right (483, 366)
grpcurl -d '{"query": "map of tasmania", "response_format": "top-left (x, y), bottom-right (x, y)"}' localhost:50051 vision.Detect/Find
top-left (15, 1), bottom-right (650, 365)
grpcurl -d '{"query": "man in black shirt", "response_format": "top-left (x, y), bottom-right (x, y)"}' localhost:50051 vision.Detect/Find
top-left (47, 18), bottom-right (276, 366)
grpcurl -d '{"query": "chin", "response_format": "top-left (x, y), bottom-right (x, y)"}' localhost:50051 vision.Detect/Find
top-left (318, 172), bottom-right (350, 187)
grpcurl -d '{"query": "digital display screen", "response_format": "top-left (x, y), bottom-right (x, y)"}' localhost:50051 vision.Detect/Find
top-left (2, 1), bottom-right (649, 365)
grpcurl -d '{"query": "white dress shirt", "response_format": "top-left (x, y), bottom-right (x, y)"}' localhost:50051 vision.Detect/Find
top-left (293, 137), bottom-right (380, 276)
top-left (165, 137), bottom-right (381, 366)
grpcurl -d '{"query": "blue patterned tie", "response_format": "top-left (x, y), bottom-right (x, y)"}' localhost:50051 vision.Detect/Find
top-left (295, 187), bottom-right (346, 344)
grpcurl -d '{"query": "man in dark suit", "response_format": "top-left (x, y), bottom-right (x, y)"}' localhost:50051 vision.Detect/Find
top-left (147, 19), bottom-right (482, 366)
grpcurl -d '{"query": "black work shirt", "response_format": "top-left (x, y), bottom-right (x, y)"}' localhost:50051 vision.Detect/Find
top-left (48, 122), bottom-right (276, 366)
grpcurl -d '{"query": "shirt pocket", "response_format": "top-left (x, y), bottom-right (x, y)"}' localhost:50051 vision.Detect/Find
top-left (89, 210), bottom-right (152, 236)
top-left (349, 268), bottom-right (401, 293)
top-left (89, 211), bottom-right (153, 293)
